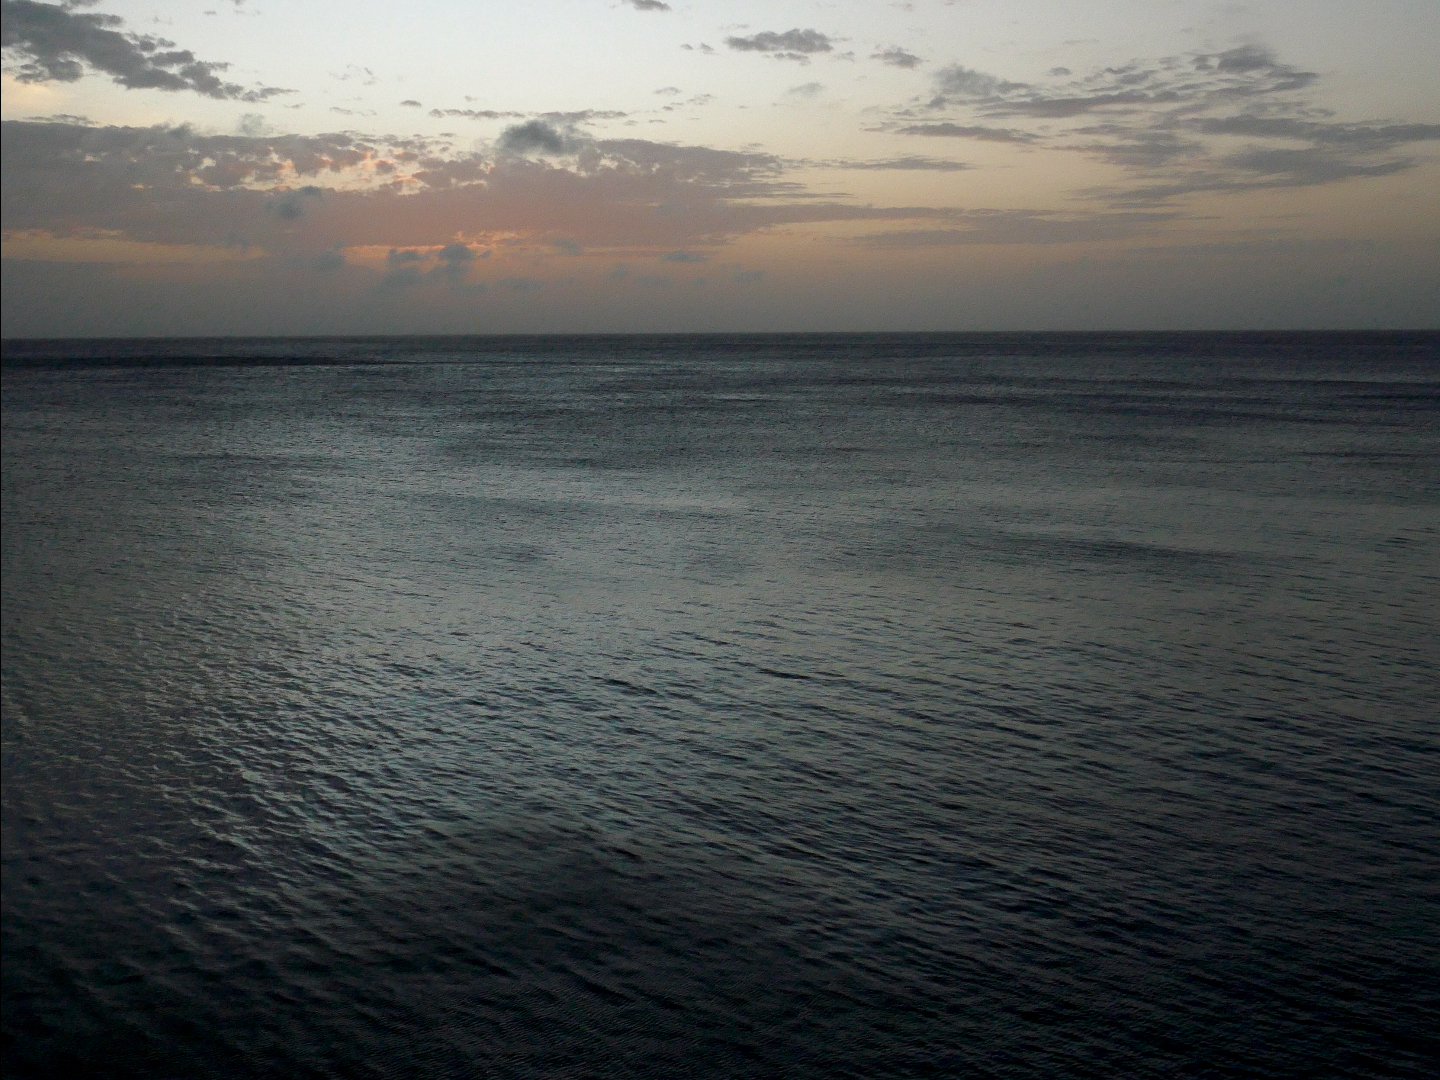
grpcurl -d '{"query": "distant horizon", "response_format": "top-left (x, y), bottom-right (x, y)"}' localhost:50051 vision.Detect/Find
top-left (5, 327), bottom-right (1439, 345)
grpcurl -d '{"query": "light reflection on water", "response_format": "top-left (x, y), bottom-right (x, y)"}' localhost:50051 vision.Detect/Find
top-left (3, 334), bottom-right (1438, 1078)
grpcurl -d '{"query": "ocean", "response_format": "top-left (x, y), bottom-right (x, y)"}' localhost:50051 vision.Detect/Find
top-left (3, 332), bottom-right (1437, 1078)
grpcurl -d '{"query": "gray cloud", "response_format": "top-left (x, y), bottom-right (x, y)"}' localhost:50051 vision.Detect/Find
top-left (783, 82), bottom-right (824, 99)
top-left (725, 29), bottom-right (833, 62)
top-left (430, 108), bottom-right (527, 120)
top-left (894, 122), bottom-right (1035, 143)
top-left (498, 120), bottom-right (574, 156)
top-left (855, 209), bottom-right (1181, 247)
top-left (270, 185), bottom-right (323, 220)
top-left (1192, 116), bottom-right (1440, 151)
top-left (623, 0), bottom-right (670, 9)
top-left (2, 0), bottom-right (292, 100)
top-left (826, 156), bottom-right (973, 171)
top-left (1067, 129), bottom-right (1203, 168)
top-left (1, 119), bottom-right (963, 264)
top-left (930, 65), bottom-right (1028, 100)
top-left (873, 47), bottom-right (922, 69)
top-left (892, 45), bottom-right (1437, 204)
top-left (922, 49), bottom-right (1314, 120)
top-left (379, 243), bottom-right (483, 289)
top-left (659, 250), bottom-right (706, 262)
top-left (313, 246), bottom-right (346, 272)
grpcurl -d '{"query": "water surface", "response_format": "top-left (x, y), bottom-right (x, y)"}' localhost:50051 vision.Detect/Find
top-left (3, 333), bottom-right (1438, 1078)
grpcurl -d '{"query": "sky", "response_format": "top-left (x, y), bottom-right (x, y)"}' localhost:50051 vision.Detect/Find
top-left (2, 0), bottom-right (1438, 334)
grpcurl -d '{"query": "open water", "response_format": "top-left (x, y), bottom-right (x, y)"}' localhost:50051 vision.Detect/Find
top-left (2, 333), bottom-right (1438, 1078)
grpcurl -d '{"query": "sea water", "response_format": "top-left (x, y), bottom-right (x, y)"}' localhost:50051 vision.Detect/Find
top-left (3, 333), bottom-right (1438, 1078)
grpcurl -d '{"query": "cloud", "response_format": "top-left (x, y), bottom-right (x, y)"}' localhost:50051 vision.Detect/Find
top-left (872, 47), bottom-right (922, 69)
top-left (822, 156), bottom-right (973, 171)
top-left (660, 93), bottom-right (715, 113)
top-left (922, 50), bottom-right (1313, 120)
top-left (659, 250), bottom-right (706, 262)
top-left (313, 245), bottom-right (346, 272)
top-left (1068, 128), bottom-right (1202, 169)
top-left (1192, 116), bottom-right (1440, 151)
top-left (269, 185), bottom-right (323, 220)
top-left (783, 82), bottom-right (824, 99)
top-left (399, 99), bottom-right (422, 107)
top-left (622, 0), bottom-right (670, 9)
top-left (2, 0), bottom-right (292, 100)
top-left (930, 64), bottom-right (1026, 101)
top-left (377, 242), bottom-right (483, 289)
top-left (430, 108), bottom-right (527, 120)
top-left (894, 122), bottom-right (1035, 143)
top-left (725, 29), bottom-right (833, 62)
top-left (889, 45), bottom-right (1438, 204)
top-left (0, 119), bottom-right (965, 270)
top-left (854, 209), bottom-right (1181, 247)
top-left (497, 119), bottom-right (581, 156)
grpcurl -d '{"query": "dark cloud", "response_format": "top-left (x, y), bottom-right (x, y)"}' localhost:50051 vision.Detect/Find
top-left (623, 0), bottom-right (670, 9)
top-left (269, 186), bottom-right (323, 220)
top-left (380, 264), bottom-right (424, 288)
top-left (314, 245), bottom-right (346, 272)
top-left (725, 29), bottom-right (833, 62)
top-left (1, 0), bottom-right (292, 100)
top-left (659, 250), bottom-right (706, 262)
top-left (873, 47), bottom-right (922, 69)
top-left (497, 119), bottom-right (583, 156)
top-left (399, 99), bottom-right (422, 107)
top-left (436, 241), bottom-right (476, 263)
top-left (373, 242), bottom-right (486, 289)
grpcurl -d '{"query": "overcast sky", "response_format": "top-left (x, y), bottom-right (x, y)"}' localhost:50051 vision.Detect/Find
top-left (2, 0), bottom-right (1437, 334)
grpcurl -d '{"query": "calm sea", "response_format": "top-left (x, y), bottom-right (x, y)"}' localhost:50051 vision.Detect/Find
top-left (3, 333), bottom-right (1438, 1078)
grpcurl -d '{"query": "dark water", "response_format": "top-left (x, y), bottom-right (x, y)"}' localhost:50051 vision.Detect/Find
top-left (3, 333), bottom-right (1438, 1079)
